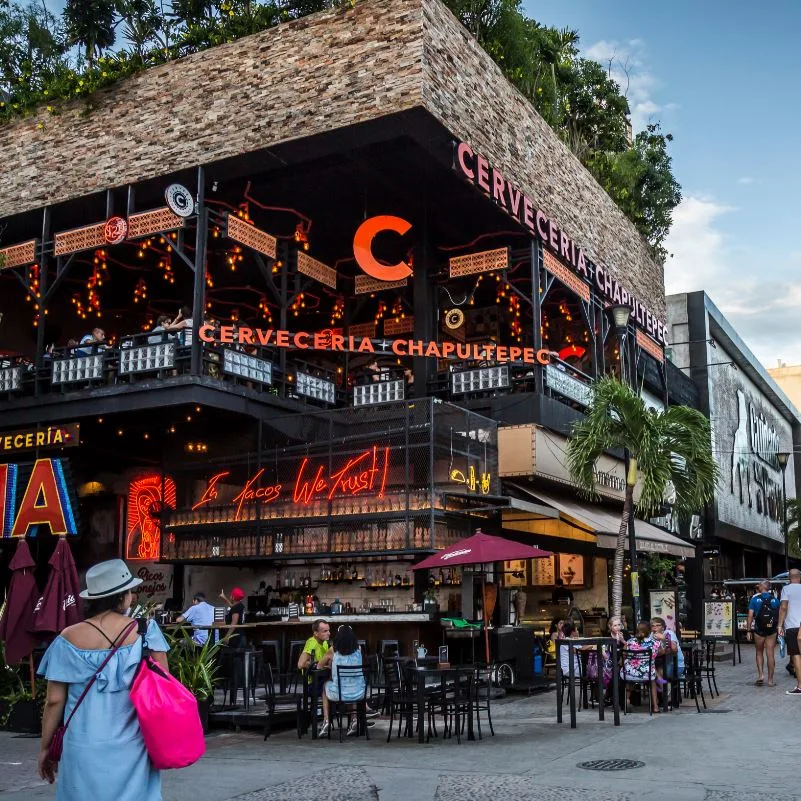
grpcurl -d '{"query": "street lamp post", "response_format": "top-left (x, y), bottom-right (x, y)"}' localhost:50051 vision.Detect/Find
top-left (610, 304), bottom-right (640, 625)
top-left (778, 452), bottom-right (790, 574)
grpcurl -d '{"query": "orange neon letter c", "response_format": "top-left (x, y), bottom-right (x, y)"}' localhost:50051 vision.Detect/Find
top-left (353, 216), bottom-right (412, 281)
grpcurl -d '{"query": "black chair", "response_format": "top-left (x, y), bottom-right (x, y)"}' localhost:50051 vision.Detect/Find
top-left (325, 664), bottom-right (370, 742)
top-left (701, 640), bottom-right (719, 697)
top-left (428, 668), bottom-right (473, 744)
top-left (221, 648), bottom-right (263, 709)
top-left (620, 647), bottom-right (654, 716)
top-left (471, 666), bottom-right (495, 739)
top-left (682, 646), bottom-right (707, 712)
top-left (284, 640), bottom-right (306, 695)
top-left (262, 663), bottom-right (277, 739)
top-left (383, 658), bottom-right (417, 742)
top-left (558, 647), bottom-right (587, 709)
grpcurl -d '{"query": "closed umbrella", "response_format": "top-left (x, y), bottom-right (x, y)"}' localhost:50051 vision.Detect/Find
top-left (0, 540), bottom-right (40, 667)
top-left (413, 530), bottom-right (551, 665)
top-left (32, 537), bottom-right (82, 635)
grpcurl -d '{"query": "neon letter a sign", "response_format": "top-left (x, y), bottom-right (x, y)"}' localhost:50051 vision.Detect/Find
top-left (0, 458), bottom-right (77, 537)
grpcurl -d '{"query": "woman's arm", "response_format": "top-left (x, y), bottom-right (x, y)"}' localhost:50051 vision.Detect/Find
top-left (151, 651), bottom-right (170, 672)
top-left (38, 681), bottom-right (67, 783)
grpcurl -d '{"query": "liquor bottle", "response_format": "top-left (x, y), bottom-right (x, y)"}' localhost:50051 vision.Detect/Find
top-left (351, 564), bottom-right (359, 581)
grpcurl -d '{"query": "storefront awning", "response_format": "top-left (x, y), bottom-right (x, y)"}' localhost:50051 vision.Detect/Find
top-left (506, 484), bottom-right (696, 559)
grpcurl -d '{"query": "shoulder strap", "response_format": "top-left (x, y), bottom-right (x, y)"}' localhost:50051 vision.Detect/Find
top-left (62, 619), bottom-right (137, 730)
top-left (83, 620), bottom-right (116, 647)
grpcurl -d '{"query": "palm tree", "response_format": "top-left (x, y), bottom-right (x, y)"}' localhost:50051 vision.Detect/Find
top-left (566, 376), bottom-right (718, 618)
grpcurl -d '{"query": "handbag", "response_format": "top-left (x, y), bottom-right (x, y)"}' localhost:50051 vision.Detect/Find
top-left (47, 620), bottom-right (138, 763)
top-left (129, 622), bottom-right (205, 770)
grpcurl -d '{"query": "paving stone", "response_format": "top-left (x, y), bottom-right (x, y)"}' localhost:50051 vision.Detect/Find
top-left (434, 776), bottom-right (631, 801)
top-left (226, 765), bottom-right (378, 801)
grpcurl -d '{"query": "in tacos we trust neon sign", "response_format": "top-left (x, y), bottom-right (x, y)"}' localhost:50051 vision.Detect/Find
top-left (191, 446), bottom-right (390, 521)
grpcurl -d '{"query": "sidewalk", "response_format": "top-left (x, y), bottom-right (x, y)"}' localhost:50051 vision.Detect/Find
top-left (2, 646), bottom-right (799, 801)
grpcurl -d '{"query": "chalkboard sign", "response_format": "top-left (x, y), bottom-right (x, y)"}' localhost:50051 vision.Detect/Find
top-left (702, 599), bottom-right (735, 639)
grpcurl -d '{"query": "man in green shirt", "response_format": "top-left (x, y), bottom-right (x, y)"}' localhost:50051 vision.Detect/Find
top-left (298, 619), bottom-right (332, 671)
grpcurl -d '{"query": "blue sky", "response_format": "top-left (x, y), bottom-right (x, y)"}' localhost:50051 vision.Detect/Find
top-left (522, 0), bottom-right (801, 367)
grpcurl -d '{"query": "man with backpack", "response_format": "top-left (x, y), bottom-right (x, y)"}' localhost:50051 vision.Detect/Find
top-left (748, 580), bottom-right (780, 686)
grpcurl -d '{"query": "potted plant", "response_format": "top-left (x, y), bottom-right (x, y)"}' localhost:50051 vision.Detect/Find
top-left (422, 587), bottom-right (439, 614)
top-left (0, 646), bottom-right (44, 734)
top-left (642, 554), bottom-right (676, 590)
top-left (166, 628), bottom-right (221, 733)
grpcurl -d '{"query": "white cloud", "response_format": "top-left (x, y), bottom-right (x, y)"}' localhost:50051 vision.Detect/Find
top-left (665, 195), bottom-right (801, 366)
top-left (737, 176), bottom-right (755, 185)
top-left (584, 38), bottom-right (676, 133)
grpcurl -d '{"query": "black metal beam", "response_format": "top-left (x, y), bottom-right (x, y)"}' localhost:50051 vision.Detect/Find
top-left (190, 167), bottom-right (207, 375)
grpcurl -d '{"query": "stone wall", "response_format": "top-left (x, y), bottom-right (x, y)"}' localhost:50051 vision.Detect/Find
top-left (0, 0), bottom-right (664, 316)
top-left (0, 1), bottom-right (424, 218)
top-left (421, 0), bottom-right (665, 317)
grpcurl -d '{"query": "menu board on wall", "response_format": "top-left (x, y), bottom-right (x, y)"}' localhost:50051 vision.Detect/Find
top-left (703, 599), bottom-right (734, 639)
top-left (531, 554), bottom-right (556, 586)
top-left (503, 560), bottom-right (527, 587)
top-left (559, 554), bottom-right (584, 588)
top-left (649, 590), bottom-right (678, 632)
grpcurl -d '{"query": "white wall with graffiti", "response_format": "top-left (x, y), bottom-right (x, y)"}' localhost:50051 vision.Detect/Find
top-left (708, 340), bottom-right (796, 543)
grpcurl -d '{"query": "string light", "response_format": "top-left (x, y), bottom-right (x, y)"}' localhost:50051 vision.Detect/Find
top-left (374, 300), bottom-right (387, 323)
top-left (294, 223), bottom-right (310, 251)
top-left (133, 277), bottom-right (147, 304)
top-left (290, 292), bottom-right (306, 317)
top-left (258, 295), bottom-right (273, 323)
top-left (330, 295), bottom-right (345, 325)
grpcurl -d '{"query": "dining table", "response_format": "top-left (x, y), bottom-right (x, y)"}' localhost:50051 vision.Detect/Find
top-left (403, 664), bottom-right (475, 744)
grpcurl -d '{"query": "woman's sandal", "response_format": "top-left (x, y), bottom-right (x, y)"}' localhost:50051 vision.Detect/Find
top-left (755, 678), bottom-right (764, 686)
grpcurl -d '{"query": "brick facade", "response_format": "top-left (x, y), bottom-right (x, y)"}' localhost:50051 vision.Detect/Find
top-left (0, 0), bottom-right (664, 317)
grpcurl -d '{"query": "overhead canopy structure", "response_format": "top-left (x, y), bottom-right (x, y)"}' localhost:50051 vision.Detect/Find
top-left (506, 484), bottom-right (696, 559)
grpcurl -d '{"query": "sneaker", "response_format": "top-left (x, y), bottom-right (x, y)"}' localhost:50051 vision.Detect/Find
top-left (318, 720), bottom-right (331, 737)
top-left (365, 708), bottom-right (379, 718)
top-left (346, 722), bottom-right (359, 737)
top-left (366, 720), bottom-right (376, 728)
top-left (785, 687), bottom-right (801, 695)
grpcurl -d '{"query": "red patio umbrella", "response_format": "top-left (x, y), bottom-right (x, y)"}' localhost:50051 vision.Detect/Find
top-left (32, 537), bottom-right (82, 635)
top-left (0, 540), bottom-right (40, 671)
top-left (413, 530), bottom-right (551, 665)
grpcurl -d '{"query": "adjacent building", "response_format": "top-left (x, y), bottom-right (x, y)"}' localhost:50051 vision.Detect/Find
top-left (667, 292), bottom-right (801, 605)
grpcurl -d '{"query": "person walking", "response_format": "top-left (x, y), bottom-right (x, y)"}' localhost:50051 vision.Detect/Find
top-left (36, 559), bottom-right (170, 800)
top-left (778, 568), bottom-right (801, 695)
top-left (747, 580), bottom-right (780, 687)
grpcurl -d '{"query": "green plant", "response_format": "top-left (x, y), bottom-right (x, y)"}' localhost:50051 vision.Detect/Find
top-left (566, 376), bottom-right (718, 618)
top-left (642, 554), bottom-right (676, 590)
top-left (166, 627), bottom-right (221, 700)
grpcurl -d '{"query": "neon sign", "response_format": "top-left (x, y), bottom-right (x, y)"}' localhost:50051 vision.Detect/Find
top-left (0, 458), bottom-right (78, 538)
top-left (450, 466), bottom-right (492, 495)
top-left (199, 324), bottom-right (551, 366)
top-left (126, 474), bottom-right (176, 560)
top-left (192, 446), bottom-right (390, 522)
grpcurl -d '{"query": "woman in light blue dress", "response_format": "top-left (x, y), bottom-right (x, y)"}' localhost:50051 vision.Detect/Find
top-left (37, 559), bottom-right (170, 801)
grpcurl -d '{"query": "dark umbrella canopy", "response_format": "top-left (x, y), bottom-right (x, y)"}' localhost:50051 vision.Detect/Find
top-left (32, 538), bottom-right (82, 635)
top-left (0, 540), bottom-right (40, 665)
top-left (412, 531), bottom-right (551, 572)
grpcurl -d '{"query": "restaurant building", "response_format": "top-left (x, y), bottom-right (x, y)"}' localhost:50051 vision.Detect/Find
top-left (667, 292), bottom-right (801, 604)
top-left (0, 0), bottom-right (688, 643)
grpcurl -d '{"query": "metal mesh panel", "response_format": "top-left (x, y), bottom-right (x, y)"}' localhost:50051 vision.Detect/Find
top-left (52, 355), bottom-right (103, 384)
top-left (161, 400), bottom-right (498, 561)
top-left (119, 343), bottom-right (175, 374)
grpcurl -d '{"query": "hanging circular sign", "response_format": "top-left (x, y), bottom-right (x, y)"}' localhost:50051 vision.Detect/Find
top-left (104, 216), bottom-right (128, 245)
top-left (445, 308), bottom-right (465, 329)
top-left (165, 184), bottom-right (195, 218)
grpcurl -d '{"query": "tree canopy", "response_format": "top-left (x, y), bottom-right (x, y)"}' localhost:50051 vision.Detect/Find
top-left (0, 0), bottom-right (681, 256)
